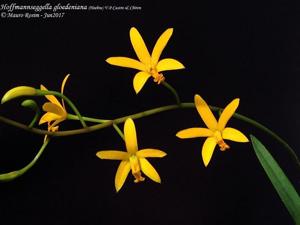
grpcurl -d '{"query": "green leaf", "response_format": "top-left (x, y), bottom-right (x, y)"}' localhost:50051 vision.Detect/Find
top-left (250, 135), bottom-right (300, 225)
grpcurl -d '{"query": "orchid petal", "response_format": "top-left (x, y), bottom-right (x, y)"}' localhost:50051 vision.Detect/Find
top-left (49, 118), bottom-right (64, 129)
top-left (151, 28), bottom-right (173, 66)
top-left (202, 137), bottom-right (217, 167)
top-left (176, 128), bottom-right (213, 139)
top-left (222, 127), bottom-right (249, 142)
top-left (133, 71), bottom-right (151, 94)
top-left (115, 160), bottom-right (131, 192)
top-left (42, 102), bottom-right (66, 116)
top-left (194, 95), bottom-right (218, 130)
top-left (130, 27), bottom-right (151, 65)
top-left (106, 57), bottom-right (146, 71)
top-left (137, 149), bottom-right (167, 158)
top-left (124, 118), bottom-right (138, 154)
top-left (61, 74), bottom-right (70, 109)
top-left (139, 158), bottom-right (161, 183)
top-left (96, 151), bottom-right (129, 160)
top-left (218, 98), bottom-right (240, 131)
top-left (61, 74), bottom-right (70, 95)
top-left (40, 84), bottom-right (63, 108)
top-left (156, 58), bottom-right (185, 72)
top-left (39, 112), bottom-right (62, 125)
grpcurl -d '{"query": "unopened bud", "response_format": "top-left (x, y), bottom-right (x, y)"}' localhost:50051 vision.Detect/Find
top-left (1, 86), bottom-right (37, 104)
top-left (21, 99), bottom-right (39, 111)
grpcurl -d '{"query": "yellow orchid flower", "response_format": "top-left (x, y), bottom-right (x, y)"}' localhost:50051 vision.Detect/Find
top-left (176, 94), bottom-right (249, 167)
top-left (96, 118), bottom-right (167, 192)
top-left (106, 27), bottom-right (185, 94)
top-left (39, 74), bottom-right (70, 132)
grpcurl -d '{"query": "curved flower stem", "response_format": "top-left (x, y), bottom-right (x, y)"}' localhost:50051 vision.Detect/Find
top-left (28, 106), bottom-right (41, 128)
top-left (67, 114), bottom-right (124, 140)
top-left (113, 123), bottom-right (125, 140)
top-left (0, 105), bottom-right (179, 136)
top-left (36, 89), bottom-right (87, 128)
top-left (0, 102), bottom-right (298, 168)
top-left (232, 112), bottom-right (300, 169)
top-left (162, 81), bottom-right (181, 105)
top-left (0, 138), bottom-right (50, 181)
top-left (21, 100), bottom-right (41, 128)
top-left (28, 113), bottom-right (39, 128)
top-left (67, 114), bottom-right (109, 123)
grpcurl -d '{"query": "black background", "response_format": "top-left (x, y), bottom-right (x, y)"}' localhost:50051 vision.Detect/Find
top-left (0, 1), bottom-right (300, 225)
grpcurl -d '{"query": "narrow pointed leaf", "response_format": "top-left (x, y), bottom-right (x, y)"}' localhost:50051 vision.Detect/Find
top-left (250, 135), bottom-right (300, 224)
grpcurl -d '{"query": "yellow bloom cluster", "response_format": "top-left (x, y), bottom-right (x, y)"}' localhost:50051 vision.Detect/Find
top-left (2, 27), bottom-right (249, 192)
top-left (98, 28), bottom-right (249, 191)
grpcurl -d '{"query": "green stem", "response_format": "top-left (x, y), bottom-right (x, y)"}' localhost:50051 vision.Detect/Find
top-left (217, 109), bottom-right (222, 117)
top-left (0, 138), bottom-right (50, 182)
top-left (232, 113), bottom-right (300, 168)
top-left (68, 114), bottom-right (124, 140)
top-left (67, 114), bottom-right (109, 123)
top-left (162, 81), bottom-right (181, 105)
top-left (113, 123), bottom-right (125, 140)
top-left (20, 99), bottom-right (41, 128)
top-left (0, 105), bottom-right (179, 136)
top-left (0, 102), bottom-right (299, 168)
top-left (36, 89), bottom-right (87, 128)
top-left (28, 107), bottom-right (41, 128)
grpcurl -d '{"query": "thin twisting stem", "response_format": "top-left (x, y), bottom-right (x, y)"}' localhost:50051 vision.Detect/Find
top-left (162, 81), bottom-right (181, 105)
top-left (68, 114), bottom-right (123, 140)
top-left (232, 113), bottom-right (300, 169)
top-left (0, 138), bottom-right (50, 181)
top-left (113, 123), bottom-right (125, 140)
top-left (28, 107), bottom-right (41, 128)
top-left (67, 114), bottom-right (109, 123)
top-left (0, 102), bottom-right (299, 169)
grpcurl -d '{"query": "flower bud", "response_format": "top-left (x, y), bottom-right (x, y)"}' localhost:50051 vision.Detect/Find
top-left (1, 86), bottom-right (37, 104)
top-left (21, 99), bottom-right (39, 111)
